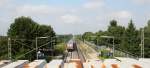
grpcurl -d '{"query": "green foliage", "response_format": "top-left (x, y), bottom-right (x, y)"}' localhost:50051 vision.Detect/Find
top-left (99, 49), bottom-right (112, 59)
top-left (121, 20), bottom-right (140, 56)
top-left (82, 32), bottom-right (95, 41)
top-left (45, 56), bottom-right (53, 62)
top-left (56, 34), bottom-right (73, 43)
top-left (143, 20), bottom-right (150, 57)
top-left (108, 20), bottom-right (125, 45)
top-left (54, 43), bottom-right (66, 55)
top-left (82, 19), bottom-right (150, 58)
top-left (110, 20), bottom-right (117, 27)
top-left (0, 36), bottom-right (8, 60)
top-left (147, 20), bottom-right (150, 26)
top-left (6, 16), bottom-right (56, 60)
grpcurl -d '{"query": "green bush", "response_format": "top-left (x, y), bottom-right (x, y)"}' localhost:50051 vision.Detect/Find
top-left (54, 43), bottom-right (66, 55)
top-left (45, 56), bottom-right (53, 62)
top-left (99, 49), bottom-right (112, 59)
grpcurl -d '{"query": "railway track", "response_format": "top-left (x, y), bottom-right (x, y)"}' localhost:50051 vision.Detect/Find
top-left (64, 41), bottom-right (86, 63)
top-left (63, 42), bottom-right (85, 68)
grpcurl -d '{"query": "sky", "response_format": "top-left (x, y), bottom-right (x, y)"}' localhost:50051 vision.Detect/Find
top-left (0, 0), bottom-right (150, 35)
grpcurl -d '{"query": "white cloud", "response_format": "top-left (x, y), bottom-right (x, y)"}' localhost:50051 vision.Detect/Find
top-left (83, 1), bottom-right (104, 9)
top-left (16, 5), bottom-right (66, 16)
top-left (132, 0), bottom-right (150, 4)
top-left (60, 14), bottom-right (81, 24)
top-left (0, 0), bottom-right (149, 35)
top-left (111, 11), bottom-right (132, 19)
top-left (0, 0), bottom-right (12, 7)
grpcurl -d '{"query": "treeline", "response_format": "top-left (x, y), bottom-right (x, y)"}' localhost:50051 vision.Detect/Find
top-left (0, 16), bottom-right (73, 61)
top-left (82, 20), bottom-right (150, 58)
top-left (0, 16), bottom-right (56, 61)
top-left (57, 34), bottom-right (73, 43)
top-left (0, 36), bottom-right (8, 60)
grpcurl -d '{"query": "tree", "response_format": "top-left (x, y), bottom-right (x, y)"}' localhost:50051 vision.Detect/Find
top-left (82, 32), bottom-right (95, 41)
top-left (7, 16), bottom-right (56, 60)
top-left (122, 20), bottom-right (140, 56)
top-left (107, 20), bottom-right (125, 46)
top-left (81, 19), bottom-right (150, 58)
top-left (95, 30), bottom-right (108, 45)
top-left (110, 20), bottom-right (117, 27)
top-left (143, 20), bottom-right (150, 57)
top-left (147, 20), bottom-right (150, 26)
top-left (0, 36), bottom-right (8, 60)
top-left (108, 20), bottom-right (125, 37)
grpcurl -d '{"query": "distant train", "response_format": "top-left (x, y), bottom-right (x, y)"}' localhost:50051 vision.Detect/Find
top-left (66, 40), bottom-right (77, 52)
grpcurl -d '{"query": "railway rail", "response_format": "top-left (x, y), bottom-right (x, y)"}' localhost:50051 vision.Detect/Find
top-left (63, 40), bottom-right (86, 68)
top-left (64, 41), bottom-right (86, 62)
top-left (64, 41), bottom-right (86, 63)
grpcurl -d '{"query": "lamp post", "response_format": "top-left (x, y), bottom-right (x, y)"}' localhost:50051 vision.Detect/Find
top-left (100, 36), bottom-right (115, 57)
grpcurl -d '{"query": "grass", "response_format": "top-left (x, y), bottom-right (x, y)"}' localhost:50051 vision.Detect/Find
top-left (98, 49), bottom-right (113, 60)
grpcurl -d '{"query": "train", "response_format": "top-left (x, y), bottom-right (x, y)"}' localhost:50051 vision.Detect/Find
top-left (66, 40), bottom-right (77, 52)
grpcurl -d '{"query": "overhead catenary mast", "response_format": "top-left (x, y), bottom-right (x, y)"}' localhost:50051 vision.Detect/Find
top-left (140, 28), bottom-right (144, 58)
top-left (8, 37), bottom-right (12, 60)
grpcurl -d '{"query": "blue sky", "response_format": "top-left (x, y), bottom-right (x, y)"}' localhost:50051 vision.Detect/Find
top-left (0, 0), bottom-right (150, 35)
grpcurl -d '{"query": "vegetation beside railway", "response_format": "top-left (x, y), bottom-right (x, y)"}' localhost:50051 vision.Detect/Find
top-left (81, 20), bottom-right (150, 58)
top-left (0, 16), bottom-right (72, 61)
top-left (54, 43), bottom-right (66, 56)
top-left (77, 40), bottom-right (99, 60)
